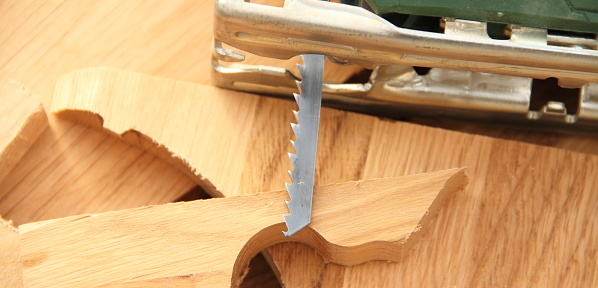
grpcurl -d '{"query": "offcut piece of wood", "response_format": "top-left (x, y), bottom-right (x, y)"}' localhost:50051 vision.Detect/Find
top-left (0, 40), bottom-right (195, 227)
top-left (0, 76), bottom-right (196, 226)
top-left (0, 217), bottom-right (22, 288)
top-left (52, 68), bottom-right (268, 197)
top-left (0, 80), bottom-right (47, 185)
top-left (1, 1), bottom-right (203, 228)
top-left (51, 68), bottom-right (598, 287)
top-left (0, 113), bottom-right (197, 226)
top-left (19, 168), bottom-right (467, 288)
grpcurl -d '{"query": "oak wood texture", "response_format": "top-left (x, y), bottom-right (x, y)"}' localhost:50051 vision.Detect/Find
top-left (0, 114), bottom-right (197, 226)
top-left (1, 0), bottom-right (209, 227)
top-left (0, 80), bottom-right (47, 185)
top-left (0, 0), bottom-right (598, 286)
top-left (0, 0), bottom-right (355, 110)
top-left (51, 68), bottom-right (598, 287)
top-left (19, 168), bottom-right (466, 288)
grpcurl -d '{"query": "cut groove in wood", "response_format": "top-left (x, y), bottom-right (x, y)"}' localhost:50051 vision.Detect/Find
top-left (19, 168), bottom-right (467, 288)
top-left (52, 68), bottom-right (263, 197)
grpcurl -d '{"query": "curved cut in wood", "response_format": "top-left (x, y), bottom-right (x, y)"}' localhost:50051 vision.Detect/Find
top-left (52, 68), bottom-right (265, 197)
top-left (18, 168), bottom-right (467, 288)
top-left (0, 80), bottom-right (48, 185)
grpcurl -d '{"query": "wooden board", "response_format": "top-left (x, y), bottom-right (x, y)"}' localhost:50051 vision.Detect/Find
top-left (19, 168), bottom-right (467, 288)
top-left (0, 113), bottom-right (197, 225)
top-left (51, 68), bottom-right (598, 287)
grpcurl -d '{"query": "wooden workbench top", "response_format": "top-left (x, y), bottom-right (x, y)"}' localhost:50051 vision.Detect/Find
top-left (1, 1), bottom-right (597, 287)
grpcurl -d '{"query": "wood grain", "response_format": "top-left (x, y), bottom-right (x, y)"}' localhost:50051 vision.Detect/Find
top-left (0, 0), bottom-right (356, 109)
top-left (0, 80), bottom-right (47, 185)
top-left (0, 113), bottom-right (197, 225)
top-left (0, 217), bottom-right (22, 288)
top-left (0, 79), bottom-right (45, 288)
top-left (19, 168), bottom-right (466, 288)
top-left (3, 0), bottom-right (598, 286)
top-left (0, 0), bottom-right (211, 226)
top-left (51, 68), bottom-right (598, 287)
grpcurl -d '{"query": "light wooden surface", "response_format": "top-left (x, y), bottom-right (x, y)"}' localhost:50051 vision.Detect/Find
top-left (0, 112), bottom-right (197, 225)
top-left (0, 217), bottom-right (22, 288)
top-left (52, 69), bottom-right (598, 287)
top-left (0, 79), bottom-right (45, 288)
top-left (1, 0), bottom-right (597, 286)
top-left (52, 68), bottom-right (279, 197)
top-left (0, 80), bottom-right (47, 185)
top-left (19, 168), bottom-right (466, 288)
top-left (0, 0), bottom-right (356, 110)
top-left (0, 0), bottom-right (208, 227)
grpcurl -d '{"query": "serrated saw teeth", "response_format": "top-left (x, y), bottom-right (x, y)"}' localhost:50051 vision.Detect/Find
top-left (292, 110), bottom-right (299, 122)
top-left (283, 54), bottom-right (325, 238)
top-left (290, 122), bottom-right (300, 136)
top-left (293, 93), bottom-right (301, 104)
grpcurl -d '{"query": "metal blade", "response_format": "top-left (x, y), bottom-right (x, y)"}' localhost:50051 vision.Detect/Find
top-left (283, 54), bottom-right (324, 238)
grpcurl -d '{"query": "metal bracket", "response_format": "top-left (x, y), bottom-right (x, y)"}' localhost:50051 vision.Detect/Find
top-left (212, 0), bottom-right (598, 131)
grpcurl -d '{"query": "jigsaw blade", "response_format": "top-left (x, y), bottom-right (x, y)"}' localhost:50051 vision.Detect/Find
top-left (283, 54), bottom-right (324, 238)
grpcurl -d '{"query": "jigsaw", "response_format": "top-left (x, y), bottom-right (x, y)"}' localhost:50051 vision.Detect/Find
top-left (212, 0), bottom-right (598, 235)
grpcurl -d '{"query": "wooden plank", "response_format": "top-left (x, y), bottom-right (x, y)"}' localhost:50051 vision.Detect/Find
top-left (19, 168), bottom-right (467, 288)
top-left (51, 68), bottom-right (598, 287)
top-left (0, 1), bottom-right (212, 226)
